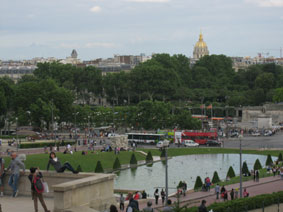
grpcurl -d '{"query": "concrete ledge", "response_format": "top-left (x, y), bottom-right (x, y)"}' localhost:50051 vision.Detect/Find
top-left (53, 174), bottom-right (115, 192)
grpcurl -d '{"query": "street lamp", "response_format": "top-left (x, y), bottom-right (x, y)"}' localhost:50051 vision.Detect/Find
top-left (239, 131), bottom-right (243, 198)
top-left (162, 146), bottom-right (169, 203)
top-left (26, 111), bottom-right (31, 126)
top-left (74, 112), bottom-right (79, 146)
top-left (15, 117), bottom-right (18, 152)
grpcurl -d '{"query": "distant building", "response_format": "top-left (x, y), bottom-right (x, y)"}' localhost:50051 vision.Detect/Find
top-left (193, 32), bottom-right (209, 59)
top-left (60, 49), bottom-right (81, 65)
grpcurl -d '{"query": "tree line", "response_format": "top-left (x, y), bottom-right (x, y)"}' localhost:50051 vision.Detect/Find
top-left (1, 53), bottom-right (283, 130)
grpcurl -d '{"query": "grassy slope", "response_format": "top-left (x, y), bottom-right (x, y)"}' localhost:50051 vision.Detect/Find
top-left (3, 148), bottom-right (282, 172)
top-left (3, 151), bottom-right (145, 172)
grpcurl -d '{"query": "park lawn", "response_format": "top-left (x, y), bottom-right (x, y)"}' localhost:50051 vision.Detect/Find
top-left (139, 148), bottom-right (283, 158)
top-left (3, 151), bottom-right (146, 172)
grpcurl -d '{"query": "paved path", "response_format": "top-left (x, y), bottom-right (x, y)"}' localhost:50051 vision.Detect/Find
top-left (1, 176), bottom-right (282, 212)
top-left (138, 175), bottom-right (283, 210)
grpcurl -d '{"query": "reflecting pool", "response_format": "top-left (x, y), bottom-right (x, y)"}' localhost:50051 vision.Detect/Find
top-left (114, 154), bottom-right (275, 196)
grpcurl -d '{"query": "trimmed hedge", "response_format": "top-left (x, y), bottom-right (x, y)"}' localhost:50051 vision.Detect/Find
top-left (212, 171), bottom-right (220, 184)
top-left (265, 154), bottom-right (273, 166)
top-left (254, 159), bottom-right (262, 170)
top-left (76, 165), bottom-right (82, 172)
top-left (146, 151), bottom-right (153, 163)
top-left (20, 141), bottom-right (76, 149)
top-left (113, 157), bottom-right (121, 170)
top-left (185, 191), bottom-right (283, 212)
top-left (130, 153), bottom-right (137, 165)
top-left (95, 160), bottom-right (104, 173)
top-left (194, 176), bottom-right (203, 190)
top-left (242, 161), bottom-right (250, 176)
top-left (160, 149), bottom-right (166, 158)
top-left (278, 153), bottom-right (283, 162)
top-left (227, 166), bottom-right (236, 179)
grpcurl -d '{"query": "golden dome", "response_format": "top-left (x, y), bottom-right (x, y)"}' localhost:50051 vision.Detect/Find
top-left (195, 32), bottom-right (207, 48)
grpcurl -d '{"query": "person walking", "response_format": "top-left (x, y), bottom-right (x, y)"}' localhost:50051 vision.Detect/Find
top-left (143, 201), bottom-right (154, 212)
top-left (28, 167), bottom-right (50, 212)
top-left (154, 189), bottom-right (159, 205)
top-left (215, 184), bottom-right (220, 200)
top-left (243, 188), bottom-right (249, 198)
top-left (163, 199), bottom-right (173, 212)
top-left (126, 193), bottom-right (139, 212)
top-left (7, 152), bottom-right (25, 197)
top-left (198, 200), bottom-right (208, 212)
top-left (235, 188), bottom-right (239, 199)
top-left (230, 188), bottom-right (234, 200)
top-left (110, 205), bottom-right (118, 212)
top-left (0, 155), bottom-right (5, 196)
top-left (46, 152), bottom-right (78, 173)
top-left (120, 193), bottom-right (125, 211)
top-left (161, 189), bottom-right (165, 205)
top-left (255, 170), bottom-right (259, 182)
top-left (182, 181), bottom-right (187, 196)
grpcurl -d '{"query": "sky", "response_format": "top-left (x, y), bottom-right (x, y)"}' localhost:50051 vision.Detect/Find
top-left (0, 0), bottom-right (283, 60)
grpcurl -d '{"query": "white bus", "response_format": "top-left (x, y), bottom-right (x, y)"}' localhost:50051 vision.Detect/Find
top-left (127, 133), bottom-right (165, 144)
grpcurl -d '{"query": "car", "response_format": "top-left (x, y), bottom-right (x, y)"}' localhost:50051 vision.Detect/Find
top-left (264, 130), bottom-right (272, 136)
top-left (230, 132), bottom-right (239, 138)
top-left (252, 132), bottom-right (261, 136)
top-left (206, 140), bottom-right (221, 147)
top-left (184, 140), bottom-right (199, 147)
top-left (156, 140), bottom-right (170, 148)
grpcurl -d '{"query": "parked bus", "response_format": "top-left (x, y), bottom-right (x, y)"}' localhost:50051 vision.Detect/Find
top-left (127, 133), bottom-right (165, 144)
top-left (181, 130), bottom-right (218, 145)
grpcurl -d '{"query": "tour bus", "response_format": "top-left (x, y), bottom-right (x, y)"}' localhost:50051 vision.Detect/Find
top-left (181, 130), bottom-right (218, 145)
top-left (127, 133), bottom-right (165, 144)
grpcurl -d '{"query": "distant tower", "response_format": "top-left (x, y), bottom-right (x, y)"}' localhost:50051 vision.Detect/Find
top-left (193, 32), bottom-right (209, 59)
top-left (71, 49), bottom-right (78, 59)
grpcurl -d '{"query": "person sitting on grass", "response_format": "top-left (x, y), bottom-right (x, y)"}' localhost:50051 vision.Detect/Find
top-left (47, 152), bottom-right (78, 174)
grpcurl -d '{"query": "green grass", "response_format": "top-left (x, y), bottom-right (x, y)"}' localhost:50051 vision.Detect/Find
top-left (3, 151), bottom-right (146, 172)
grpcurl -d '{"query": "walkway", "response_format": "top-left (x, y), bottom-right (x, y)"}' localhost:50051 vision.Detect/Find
top-left (138, 175), bottom-right (283, 210)
top-left (1, 176), bottom-right (282, 212)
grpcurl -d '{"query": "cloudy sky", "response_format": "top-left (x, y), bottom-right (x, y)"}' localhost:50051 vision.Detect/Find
top-left (0, 0), bottom-right (283, 60)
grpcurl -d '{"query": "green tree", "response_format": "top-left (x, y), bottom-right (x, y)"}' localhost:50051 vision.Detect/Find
top-left (242, 161), bottom-right (250, 176)
top-left (95, 161), bottom-right (104, 173)
top-left (194, 176), bottom-right (203, 190)
top-left (146, 151), bottom-right (153, 163)
top-left (273, 88), bottom-right (283, 103)
top-left (130, 153), bottom-right (137, 165)
top-left (265, 154), bottom-right (273, 166)
top-left (254, 159), bottom-right (262, 170)
top-left (173, 109), bottom-right (201, 130)
top-left (278, 153), bottom-right (283, 162)
top-left (76, 165), bottom-right (83, 172)
top-left (113, 157), bottom-right (121, 170)
top-left (226, 166), bottom-right (236, 179)
top-left (212, 171), bottom-right (220, 184)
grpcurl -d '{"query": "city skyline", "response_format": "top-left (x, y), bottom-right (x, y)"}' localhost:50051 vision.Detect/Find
top-left (1, 0), bottom-right (283, 60)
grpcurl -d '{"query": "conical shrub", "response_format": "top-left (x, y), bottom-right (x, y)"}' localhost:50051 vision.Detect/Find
top-left (130, 153), bottom-right (137, 165)
top-left (160, 149), bottom-right (166, 158)
top-left (76, 165), bottom-right (82, 172)
top-left (113, 157), bottom-right (121, 170)
top-left (212, 171), bottom-right (220, 184)
top-left (254, 159), bottom-right (262, 170)
top-left (265, 154), bottom-right (273, 166)
top-left (226, 166), bottom-right (236, 179)
top-left (278, 153), bottom-right (283, 162)
top-left (242, 161), bottom-right (250, 176)
top-left (95, 160), bottom-right (104, 173)
top-left (146, 151), bottom-right (153, 163)
top-left (194, 176), bottom-right (203, 190)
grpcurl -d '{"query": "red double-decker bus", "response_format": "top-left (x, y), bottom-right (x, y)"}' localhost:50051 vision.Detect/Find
top-left (181, 130), bottom-right (218, 145)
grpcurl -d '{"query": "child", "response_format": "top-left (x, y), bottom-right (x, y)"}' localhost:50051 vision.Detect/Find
top-left (28, 167), bottom-right (50, 212)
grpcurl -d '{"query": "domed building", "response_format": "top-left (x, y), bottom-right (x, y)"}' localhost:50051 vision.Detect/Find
top-left (193, 32), bottom-right (209, 59)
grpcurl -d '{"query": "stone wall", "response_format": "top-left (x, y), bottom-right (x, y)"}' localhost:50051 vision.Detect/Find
top-left (241, 104), bottom-right (283, 126)
top-left (2, 171), bottom-right (96, 197)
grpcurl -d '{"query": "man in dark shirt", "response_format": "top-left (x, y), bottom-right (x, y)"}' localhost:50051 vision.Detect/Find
top-left (198, 200), bottom-right (208, 212)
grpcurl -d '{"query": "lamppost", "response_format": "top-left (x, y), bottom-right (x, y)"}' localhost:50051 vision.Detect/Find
top-left (239, 131), bottom-right (243, 198)
top-left (27, 111), bottom-right (31, 126)
top-left (163, 146), bottom-right (169, 203)
top-left (15, 117), bottom-right (18, 152)
top-left (51, 101), bottom-right (54, 141)
top-left (88, 115), bottom-right (90, 138)
top-left (74, 112), bottom-right (79, 146)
